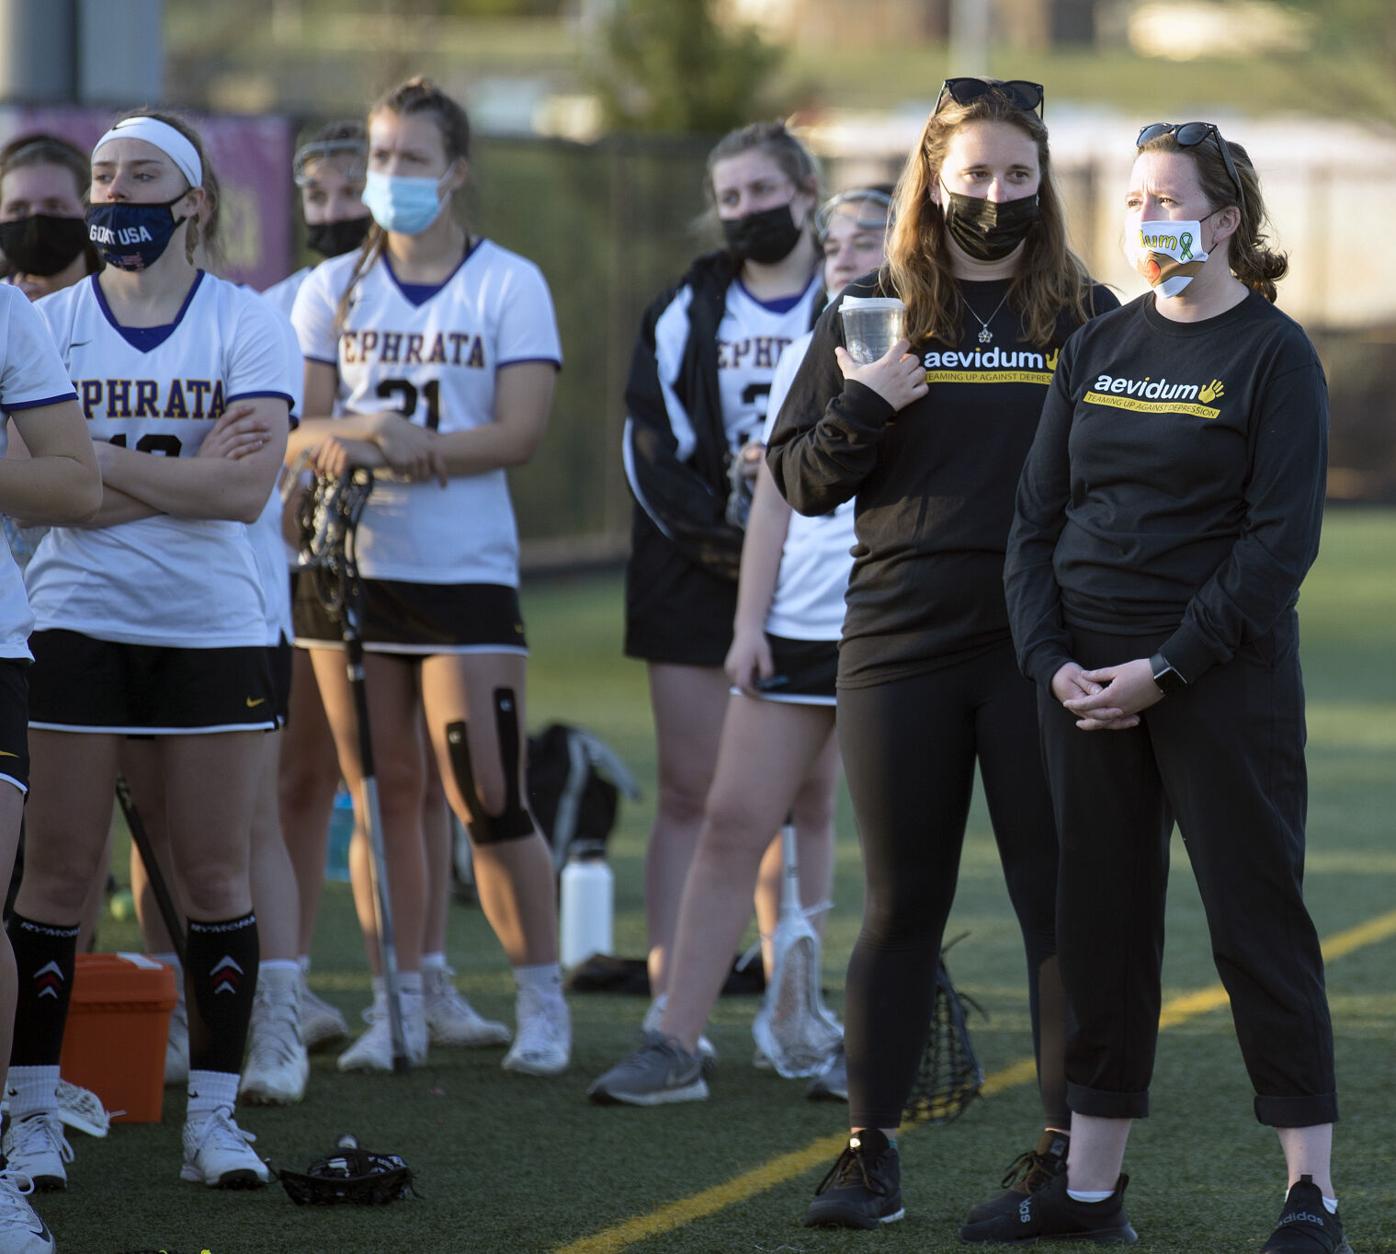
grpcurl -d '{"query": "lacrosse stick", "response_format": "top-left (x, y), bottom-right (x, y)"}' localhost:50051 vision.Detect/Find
top-left (750, 821), bottom-right (843, 1078)
top-left (299, 469), bottom-right (409, 1073)
top-left (902, 938), bottom-right (985, 1124)
top-left (116, 774), bottom-right (185, 965)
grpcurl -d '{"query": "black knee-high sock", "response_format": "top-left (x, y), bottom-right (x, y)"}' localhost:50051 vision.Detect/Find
top-left (185, 913), bottom-right (259, 1074)
top-left (7, 913), bottom-right (79, 1066)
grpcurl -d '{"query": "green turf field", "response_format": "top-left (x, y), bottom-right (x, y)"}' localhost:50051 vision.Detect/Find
top-left (40, 508), bottom-right (1396, 1253)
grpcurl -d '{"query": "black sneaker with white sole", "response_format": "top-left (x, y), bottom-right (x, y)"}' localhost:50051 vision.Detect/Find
top-left (586, 1031), bottom-right (709, 1106)
top-left (959, 1171), bottom-right (1138, 1244)
top-left (801, 1130), bottom-right (904, 1229)
top-left (1261, 1176), bottom-right (1352, 1253)
top-left (964, 1128), bottom-right (1070, 1224)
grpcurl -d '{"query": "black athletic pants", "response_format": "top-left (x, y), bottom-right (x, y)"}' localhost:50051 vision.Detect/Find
top-left (1038, 616), bottom-right (1337, 1127)
top-left (839, 641), bottom-right (1064, 1131)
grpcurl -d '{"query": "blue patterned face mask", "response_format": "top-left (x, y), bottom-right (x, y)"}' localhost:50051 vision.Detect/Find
top-left (362, 171), bottom-right (447, 235)
top-left (85, 195), bottom-right (189, 271)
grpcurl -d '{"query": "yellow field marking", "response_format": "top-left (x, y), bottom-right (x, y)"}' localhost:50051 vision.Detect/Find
top-left (558, 907), bottom-right (1396, 1254)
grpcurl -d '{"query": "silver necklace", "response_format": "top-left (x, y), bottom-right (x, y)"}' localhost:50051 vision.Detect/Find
top-left (960, 289), bottom-right (1011, 344)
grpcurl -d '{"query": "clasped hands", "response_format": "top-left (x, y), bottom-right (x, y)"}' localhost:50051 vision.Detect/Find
top-left (1050, 658), bottom-right (1163, 732)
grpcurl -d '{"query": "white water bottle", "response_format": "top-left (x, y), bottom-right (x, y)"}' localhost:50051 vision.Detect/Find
top-left (559, 843), bottom-right (613, 969)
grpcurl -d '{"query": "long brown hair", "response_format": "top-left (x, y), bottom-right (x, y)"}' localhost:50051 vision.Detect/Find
top-left (1136, 130), bottom-right (1286, 302)
top-left (335, 76), bottom-right (471, 333)
top-left (884, 91), bottom-right (1090, 348)
top-left (0, 133), bottom-right (102, 276)
top-left (113, 107), bottom-right (223, 271)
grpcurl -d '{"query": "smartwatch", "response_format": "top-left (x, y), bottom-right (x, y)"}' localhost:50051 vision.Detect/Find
top-left (1149, 653), bottom-right (1187, 696)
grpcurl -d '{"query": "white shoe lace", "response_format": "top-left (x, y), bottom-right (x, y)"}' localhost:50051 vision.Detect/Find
top-left (0, 1166), bottom-right (41, 1227)
top-left (9, 1115), bottom-right (72, 1169)
top-left (515, 989), bottom-right (569, 1056)
top-left (248, 988), bottom-right (305, 1069)
top-left (190, 1108), bottom-right (258, 1160)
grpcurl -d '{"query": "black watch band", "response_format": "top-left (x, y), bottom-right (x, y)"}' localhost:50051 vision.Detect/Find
top-left (1149, 653), bottom-right (1187, 696)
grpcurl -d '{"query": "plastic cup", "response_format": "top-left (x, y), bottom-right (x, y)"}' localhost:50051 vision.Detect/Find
top-left (840, 296), bottom-right (905, 365)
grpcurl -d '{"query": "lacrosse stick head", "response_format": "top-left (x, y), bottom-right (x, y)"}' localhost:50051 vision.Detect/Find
top-left (278, 1136), bottom-right (416, 1206)
top-left (902, 956), bottom-right (985, 1124)
top-left (297, 469), bottom-right (374, 628)
top-left (751, 930), bottom-right (844, 1079)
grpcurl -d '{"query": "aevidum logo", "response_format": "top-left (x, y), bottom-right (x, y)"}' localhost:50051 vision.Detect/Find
top-left (1085, 373), bottom-right (1226, 419)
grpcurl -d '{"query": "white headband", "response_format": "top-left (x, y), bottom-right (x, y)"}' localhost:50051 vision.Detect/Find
top-left (92, 117), bottom-right (202, 189)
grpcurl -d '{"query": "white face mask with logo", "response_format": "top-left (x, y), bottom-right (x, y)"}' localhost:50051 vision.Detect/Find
top-left (1124, 218), bottom-right (1209, 297)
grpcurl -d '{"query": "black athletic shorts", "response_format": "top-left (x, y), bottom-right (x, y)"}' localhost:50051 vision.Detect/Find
top-left (0, 660), bottom-right (29, 793)
top-left (293, 577), bottom-right (527, 656)
top-left (731, 634), bottom-right (838, 706)
top-left (624, 509), bottom-right (736, 667)
top-left (28, 630), bottom-right (277, 735)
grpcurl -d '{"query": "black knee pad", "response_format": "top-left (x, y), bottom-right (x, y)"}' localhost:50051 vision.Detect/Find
top-left (445, 688), bottom-right (532, 845)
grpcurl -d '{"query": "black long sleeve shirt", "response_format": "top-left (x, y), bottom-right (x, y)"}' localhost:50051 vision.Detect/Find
top-left (1004, 289), bottom-right (1328, 687)
top-left (766, 273), bottom-right (1116, 688)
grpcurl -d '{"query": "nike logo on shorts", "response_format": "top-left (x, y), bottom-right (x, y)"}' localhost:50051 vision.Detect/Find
top-left (245, 697), bottom-right (267, 708)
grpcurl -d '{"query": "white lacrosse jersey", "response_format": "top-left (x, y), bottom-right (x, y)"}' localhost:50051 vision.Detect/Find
top-left (0, 285), bottom-right (80, 660)
top-left (292, 239), bottom-right (562, 586)
top-left (262, 265), bottom-right (312, 323)
top-left (245, 293), bottom-right (303, 644)
top-left (716, 276), bottom-right (821, 452)
top-left (27, 271), bottom-right (294, 648)
top-left (760, 331), bottom-right (855, 642)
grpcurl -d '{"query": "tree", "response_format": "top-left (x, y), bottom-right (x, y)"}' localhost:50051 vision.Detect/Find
top-left (591, 0), bottom-right (784, 135)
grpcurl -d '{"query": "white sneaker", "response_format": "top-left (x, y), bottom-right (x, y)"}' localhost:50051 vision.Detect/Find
top-left (165, 998), bottom-right (189, 1087)
top-left (501, 986), bottom-right (571, 1076)
top-left (643, 994), bottom-right (717, 1064)
top-left (299, 975), bottom-right (349, 1051)
top-left (179, 1107), bottom-right (270, 1188)
top-left (240, 982), bottom-right (309, 1106)
top-left (0, 1165), bottom-right (55, 1252)
top-left (0, 1115), bottom-right (71, 1192)
top-left (335, 995), bottom-right (427, 1073)
top-left (423, 966), bottom-right (511, 1047)
top-left (56, 1079), bottom-right (110, 1138)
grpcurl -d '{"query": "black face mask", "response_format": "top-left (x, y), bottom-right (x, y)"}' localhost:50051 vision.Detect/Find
top-left (721, 203), bottom-right (804, 264)
top-left (0, 214), bottom-right (88, 277)
top-left (941, 189), bottom-right (1040, 261)
top-left (305, 216), bottom-right (372, 259)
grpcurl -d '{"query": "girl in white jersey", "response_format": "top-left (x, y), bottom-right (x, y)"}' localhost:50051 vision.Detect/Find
top-left (5, 110), bottom-right (291, 1192)
top-left (621, 122), bottom-right (826, 1032)
top-left (0, 279), bottom-right (99, 1251)
top-left (289, 77), bottom-right (567, 1075)
top-left (591, 187), bottom-right (890, 1105)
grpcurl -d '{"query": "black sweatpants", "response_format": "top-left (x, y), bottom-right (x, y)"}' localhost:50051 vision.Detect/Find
top-left (1038, 616), bottom-right (1337, 1127)
top-left (839, 641), bottom-right (1064, 1131)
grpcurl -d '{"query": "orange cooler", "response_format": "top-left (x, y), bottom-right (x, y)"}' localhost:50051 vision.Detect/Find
top-left (58, 952), bottom-right (178, 1123)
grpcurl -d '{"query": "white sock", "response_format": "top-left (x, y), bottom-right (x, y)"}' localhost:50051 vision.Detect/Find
top-left (258, 961), bottom-right (300, 996)
top-left (186, 1069), bottom-right (239, 1118)
top-left (370, 974), bottom-right (423, 1004)
top-left (297, 954), bottom-right (311, 975)
top-left (421, 952), bottom-right (446, 971)
top-left (1067, 1188), bottom-right (1114, 1204)
top-left (514, 963), bottom-right (562, 996)
top-left (6, 1065), bottom-right (59, 1119)
top-left (1323, 1196), bottom-right (1338, 1215)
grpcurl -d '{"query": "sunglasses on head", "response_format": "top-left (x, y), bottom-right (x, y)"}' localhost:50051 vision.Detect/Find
top-left (1135, 121), bottom-right (1246, 213)
top-left (815, 188), bottom-right (892, 240)
top-left (935, 77), bottom-right (1045, 118)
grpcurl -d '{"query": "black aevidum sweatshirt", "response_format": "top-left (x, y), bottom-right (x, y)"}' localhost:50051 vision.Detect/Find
top-left (766, 274), bottom-right (1117, 688)
top-left (1005, 290), bottom-right (1328, 686)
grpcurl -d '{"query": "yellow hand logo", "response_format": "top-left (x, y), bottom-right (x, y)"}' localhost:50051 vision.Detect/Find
top-left (1045, 348), bottom-right (1060, 372)
top-left (1199, 379), bottom-right (1225, 404)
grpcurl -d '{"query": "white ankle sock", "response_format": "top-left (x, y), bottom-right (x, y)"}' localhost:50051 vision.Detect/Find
top-left (187, 1069), bottom-right (239, 1118)
top-left (6, 1065), bottom-right (59, 1119)
top-left (297, 954), bottom-right (311, 975)
top-left (1323, 1196), bottom-right (1338, 1214)
top-left (1067, 1188), bottom-right (1114, 1204)
top-left (514, 962), bottom-right (562, 995)
top-left (421, 952), bottom-right (446, 971)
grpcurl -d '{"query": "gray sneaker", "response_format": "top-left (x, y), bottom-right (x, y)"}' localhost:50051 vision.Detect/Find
top-left (587, 1031), bottom-right (710, 1106)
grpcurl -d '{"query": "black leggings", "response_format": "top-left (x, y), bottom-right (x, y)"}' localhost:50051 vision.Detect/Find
top-left (839, 641), bottom-right (1065, 1130)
